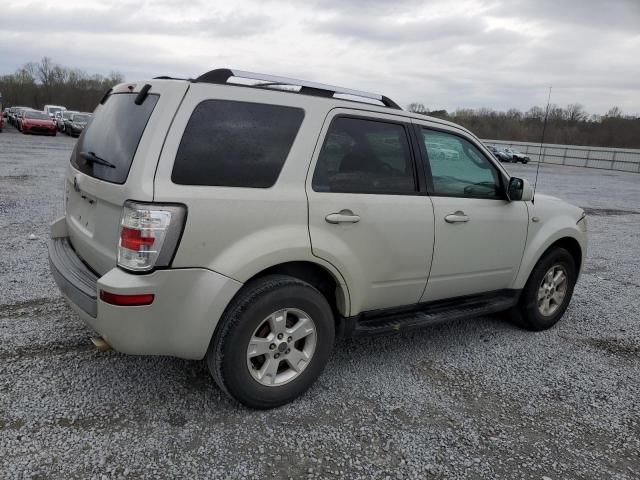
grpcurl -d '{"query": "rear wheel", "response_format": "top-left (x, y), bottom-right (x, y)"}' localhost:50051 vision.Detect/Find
top-left (207, 275), bottom-right (335, 409)
top-left (511, 247), bottom-right (577, 331)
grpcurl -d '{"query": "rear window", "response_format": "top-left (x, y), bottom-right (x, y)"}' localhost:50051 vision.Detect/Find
top-left (71, 93), bottom-right (159, 184)
top-left (171, 100), bottom-right (304, 188)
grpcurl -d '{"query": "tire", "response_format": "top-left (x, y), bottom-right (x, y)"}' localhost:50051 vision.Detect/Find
top-left (511, 247), bottom-right (577, 331)
top-left (207, 274), bottom-right (335, 409)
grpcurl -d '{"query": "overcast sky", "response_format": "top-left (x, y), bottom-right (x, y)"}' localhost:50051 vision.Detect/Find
top-left (1, 0), bottom-right (638, 114)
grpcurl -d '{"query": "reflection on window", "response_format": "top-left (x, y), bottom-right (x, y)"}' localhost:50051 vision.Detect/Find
top-left (422, 129), bottom-right (502, 198)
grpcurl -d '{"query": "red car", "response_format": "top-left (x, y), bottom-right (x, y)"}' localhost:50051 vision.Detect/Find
top-left (21, 110), bottom-right (57, 136)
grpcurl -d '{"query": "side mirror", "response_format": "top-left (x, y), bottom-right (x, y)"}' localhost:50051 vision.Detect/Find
top-left (508, 177), bottom-right (534, 201)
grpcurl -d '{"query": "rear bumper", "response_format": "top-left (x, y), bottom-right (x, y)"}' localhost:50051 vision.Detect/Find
top-left (48, 236), bottom-right (99, 317)
top-left (48, 217), bottom-right (243, 359)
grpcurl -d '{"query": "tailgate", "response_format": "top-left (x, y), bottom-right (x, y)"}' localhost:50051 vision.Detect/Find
top-left (65, 80), bottom-right (189, 275)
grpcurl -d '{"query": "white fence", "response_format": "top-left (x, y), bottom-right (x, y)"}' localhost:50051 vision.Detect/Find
top-left (482, 139), bottom-right (640, 173)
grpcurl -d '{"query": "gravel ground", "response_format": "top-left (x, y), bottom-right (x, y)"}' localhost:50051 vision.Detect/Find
top-left (0, 124), bottom-right (639, 479)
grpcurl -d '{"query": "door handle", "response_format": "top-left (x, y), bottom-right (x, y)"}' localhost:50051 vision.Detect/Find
top-left (325, 210), bottom-right (361, 224)
top-left (444, 211), bottom-right (469, 223)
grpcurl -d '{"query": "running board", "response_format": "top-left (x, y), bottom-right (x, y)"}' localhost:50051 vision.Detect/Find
top-left (343, 290), bottom-right (520, 337)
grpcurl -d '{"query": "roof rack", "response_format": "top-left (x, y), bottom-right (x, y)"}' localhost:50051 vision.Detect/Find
top-left (193, 68), bottom-right (402, 110)
top-left (153, 75), bottom-right (191, 81)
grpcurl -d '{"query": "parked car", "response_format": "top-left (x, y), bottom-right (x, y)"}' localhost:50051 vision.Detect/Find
top-left (48, 69), bottom-right (587, 408)
top-left (486, 145), bottom-right (513, 162)
top-left (427, 142), bottom-right (461, 161)
top-left (20, 110), bottom-right (57, 135)
top-left (8, 106), bottom-right (30, 127)
top-left (7, 107), bottom-right (16, 125)
top-left (2, 107), bottom-right (9, 118)
top-left (57, 110), bottom-right (78, 132)
top-left (504, 148), bottom-right (530, 164)
top-left (64, 112), bottom-right (92, 137)
top-left (44, 104), bottom-right (67, 119)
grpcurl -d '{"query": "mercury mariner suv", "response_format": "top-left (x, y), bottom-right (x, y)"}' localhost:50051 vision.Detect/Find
top-left (49, 69), bottom-right (588, 408)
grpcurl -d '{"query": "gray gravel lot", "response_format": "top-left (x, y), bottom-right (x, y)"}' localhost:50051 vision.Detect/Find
top-left (1, 125), bottom-right (639, 479)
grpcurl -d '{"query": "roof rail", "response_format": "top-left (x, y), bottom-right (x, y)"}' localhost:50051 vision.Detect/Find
top-left (193, 68), bottom-right (402, 110)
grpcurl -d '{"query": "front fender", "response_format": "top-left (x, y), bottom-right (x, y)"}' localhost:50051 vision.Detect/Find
top-left (514, 207), bottom-right (587, 289)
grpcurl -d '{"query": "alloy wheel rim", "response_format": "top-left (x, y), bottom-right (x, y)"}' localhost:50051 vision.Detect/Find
top-left (246, 308), bottom-right (317, 387)
top-left (537, 265), bottom-right (568, 317)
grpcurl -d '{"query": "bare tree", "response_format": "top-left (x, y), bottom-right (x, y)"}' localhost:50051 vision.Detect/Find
top-left (407, 102), bottom-right (428, 114)
top-left (605, 106), bottom-right (623, 118)
top-left (0, 57), bottom-right (124, 111)
top-left (404, 101), bottom-right (640, 148)
top-left (565, 103), bottom-right (588, 122)
top-left (525, 106), bottom-right (545, 120)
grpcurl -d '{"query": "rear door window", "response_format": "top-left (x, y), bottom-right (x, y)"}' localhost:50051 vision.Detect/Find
top-left (71, 93), bottom-right (159, 184)
top-left (312, 116), bottom-right (417, 194)
top-left (171, 100), bottom-right (304, 188)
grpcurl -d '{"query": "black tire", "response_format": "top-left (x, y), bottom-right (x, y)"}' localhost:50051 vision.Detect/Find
top-left (207, 274), bottom-right (335, 409)
top-left (511, 247), bottom-right (576, 331)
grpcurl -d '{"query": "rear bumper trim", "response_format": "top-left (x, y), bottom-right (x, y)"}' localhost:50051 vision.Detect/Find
top-left (48, 236), bottom-right (98, 317)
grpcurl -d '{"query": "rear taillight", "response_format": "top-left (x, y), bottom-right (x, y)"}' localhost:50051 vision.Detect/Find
top-left (117, 201), bottom-right (187, 272)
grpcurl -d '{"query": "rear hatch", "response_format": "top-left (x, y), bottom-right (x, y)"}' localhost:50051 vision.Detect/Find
top-left (65, 80), bottom-right (189, 275)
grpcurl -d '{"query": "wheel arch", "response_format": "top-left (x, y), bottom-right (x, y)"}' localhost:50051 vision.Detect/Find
top-left (548, 237), bottom-right (582, 273)
top-left (245, 261), bottom-right (349, 318)
top-left (515, 231), bottom-right (585, 289)
top-left (213, 260), bottom-right (350, 342)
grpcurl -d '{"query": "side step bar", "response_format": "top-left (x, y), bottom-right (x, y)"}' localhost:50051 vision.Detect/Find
top-left (343, 290), bottom-right (520, 337)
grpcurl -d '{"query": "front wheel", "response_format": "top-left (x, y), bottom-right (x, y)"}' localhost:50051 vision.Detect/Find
top-left (207, 275), bottom-right (335, 409)
top-left (511, 247), bottom-right (577, 331)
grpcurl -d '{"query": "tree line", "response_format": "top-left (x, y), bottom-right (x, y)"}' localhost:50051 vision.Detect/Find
top-left (0, 57), bottom-right (124, 113)
top-left (407, 103), bottom-right (640, 149)
top-left (2, 58), bottom-right (638, 149)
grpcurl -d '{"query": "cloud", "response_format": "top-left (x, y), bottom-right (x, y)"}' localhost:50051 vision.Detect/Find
top-left (0, 0), bottom-right (638, 114)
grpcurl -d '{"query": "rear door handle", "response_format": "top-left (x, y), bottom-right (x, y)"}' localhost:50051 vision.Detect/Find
top-left (444, 211), bottom-right (469, 223)
top-left (325, 210), bottom-right (361, 224)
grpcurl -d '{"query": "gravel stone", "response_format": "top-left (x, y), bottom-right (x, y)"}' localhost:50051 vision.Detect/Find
top-left (0, 126), bottom-right (639, 478)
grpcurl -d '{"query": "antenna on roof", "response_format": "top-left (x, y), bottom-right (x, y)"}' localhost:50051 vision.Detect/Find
top-left (533, 85), bottom-right (552, 203)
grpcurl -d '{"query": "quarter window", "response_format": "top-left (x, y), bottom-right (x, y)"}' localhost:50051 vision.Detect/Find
top-left (172, 100), bottom-right (304, 188)
top-left (421, 129), bottom-right (503, 199)
top-left (312, 117), bottom-right (416, 194)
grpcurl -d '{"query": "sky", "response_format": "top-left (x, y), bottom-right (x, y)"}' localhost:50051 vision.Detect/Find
top-left (1, 0), bottom-right (639, 114)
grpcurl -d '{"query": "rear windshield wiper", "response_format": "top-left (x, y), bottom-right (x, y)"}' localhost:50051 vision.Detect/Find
top-left (79, 151), bottom-right (116, 169)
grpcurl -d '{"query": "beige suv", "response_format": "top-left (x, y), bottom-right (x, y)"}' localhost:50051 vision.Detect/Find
top-left (49, 69), bottom-right (587, 408)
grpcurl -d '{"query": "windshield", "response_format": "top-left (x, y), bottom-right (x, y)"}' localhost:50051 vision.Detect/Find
top-left (25, 111), bottom-right (51, 120)
top-left (49, 107), bottom-right (64, 115)
top-left (71, 93), bottom-right (159, 184)
top-left (72, 114), bottom-right (90, 123)
top-left (63, 111), bottom-right (76, 119)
